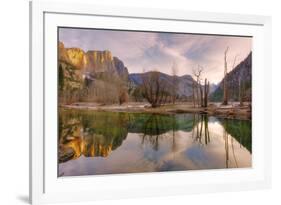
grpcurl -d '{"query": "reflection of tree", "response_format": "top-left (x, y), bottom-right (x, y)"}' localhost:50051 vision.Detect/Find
top-left (231, 132), bottom-right (238, 167)
top-left (223, 125), bottom-right (229, 168)
top-left (220, 118), bottom-right (251, 153)
top-left (171, 115), bottom-right (178, 154)
top-left (221, 119), bottom-right (252, 168)
top-left (140, 115), bottom-right (173, 150)
top-left (140, 71), bottom-right (170, 108)
top-left (191, 114), bottom-right (211, 145)
top-left (223, 120), bottom-right (238, 168)
top-left (139, 114), bottom-right (184, 152)
top-left (191, 116), bottom-right (251, 168)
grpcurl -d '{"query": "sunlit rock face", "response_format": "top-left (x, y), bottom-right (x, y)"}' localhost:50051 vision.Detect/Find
top-left (58, 42), bottom-right (84, 92)
top-left (59, 134), bottom-right (117, 163)
top-left (58, 64), bottom-right (83, 93)
top-left (59, 42), bottom-right (87, 70)
top-left (58, 42), bottom-right (69, 62)
top-left (58, 41), bottom-right (129, 78)
top-left (86, 50), bottom-right (115, 74)
top-left (65, 48), bottom-right (88, 70)
top-left (58, 41), bottom-right (130, 95)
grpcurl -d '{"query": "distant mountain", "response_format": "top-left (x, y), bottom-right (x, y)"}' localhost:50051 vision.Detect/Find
top-left (209, 83), bottom-right (218, 94)
top-left (129, 72), bottom-right (196, 97)
top-left (210, 52), bottom-right (252, 102)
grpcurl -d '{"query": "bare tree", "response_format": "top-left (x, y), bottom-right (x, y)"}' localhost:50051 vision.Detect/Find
top-left (230, 54), bottom-right (239, 101)
top-left (141, 70), bottom-right (169, 108)
top-left (199, 83), bottom-right (204, 107)
top-left (222, 47), bottom-right (229, 105)
top-left (193, 66), bottom-right (210, 108)
top-left (84, 74), bottom-right (128, 105)
top-left (234, 55), bottom-right (247, 107)
top-left (192, 81), bottom-right (196, 108)
top-left (222, 50), bottom-right (239, 104)
top-left (238, 76), bottom-right (244, 106)
top-left (232, 55), bottom-right (239, 71)
top-left (171, 62), bottom-right (178, 104)
top-left (193, 65), bottom-right (203, 107)
top-left (203, 78), bottom-right (210, 107)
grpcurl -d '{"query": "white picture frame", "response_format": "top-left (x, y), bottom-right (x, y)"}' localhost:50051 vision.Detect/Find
top-left (30, 1), bottom-right (272, 204)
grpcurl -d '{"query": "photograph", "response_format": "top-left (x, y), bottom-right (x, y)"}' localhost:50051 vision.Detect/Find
top-left (58, 27), bottom-right (252, 177)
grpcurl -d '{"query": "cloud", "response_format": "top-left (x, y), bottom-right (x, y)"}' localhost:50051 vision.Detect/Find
top-left (59, 28), bottom-right (252, 84)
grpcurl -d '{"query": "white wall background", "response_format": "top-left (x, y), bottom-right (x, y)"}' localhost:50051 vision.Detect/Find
top-left (0, 0), bottom-right (279, 204)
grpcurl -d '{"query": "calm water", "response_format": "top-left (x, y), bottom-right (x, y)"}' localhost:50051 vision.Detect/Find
top-left (58, 109), bottom-right (252, 177)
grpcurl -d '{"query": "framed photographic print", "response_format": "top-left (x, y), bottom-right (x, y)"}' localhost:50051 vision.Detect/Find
top-left (30, 1), bottom-right (272, 204)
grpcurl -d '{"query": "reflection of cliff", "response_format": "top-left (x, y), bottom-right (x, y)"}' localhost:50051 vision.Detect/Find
top-left (58, 110), bottom-right (200, 163)
top-left (59, 134), bottom-right (115, 163)
top-left (59, 111), bottom-right (129, 163)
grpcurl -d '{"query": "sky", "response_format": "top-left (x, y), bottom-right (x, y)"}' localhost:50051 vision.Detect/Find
top-left (59, 27), bottom-right (252, 84)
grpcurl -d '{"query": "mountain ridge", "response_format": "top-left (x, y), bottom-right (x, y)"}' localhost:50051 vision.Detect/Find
top-left (129, 71), bottom-right (196, 97)
top-left (211, 52), bottom-right (252, 102)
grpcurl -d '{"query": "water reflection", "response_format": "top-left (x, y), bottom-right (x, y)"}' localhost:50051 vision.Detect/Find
top-left (58, 109), bottom-right (251, 176)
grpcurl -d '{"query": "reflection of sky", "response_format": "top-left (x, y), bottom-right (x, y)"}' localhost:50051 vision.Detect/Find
top-left (59, 120), bottom-right (251, 176)
top-left (59, 28), bottom-right (252, 84)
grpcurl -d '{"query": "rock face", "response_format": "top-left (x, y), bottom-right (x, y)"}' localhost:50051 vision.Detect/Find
top-left (177, 75), bottom-right (196, 97)
top-left (58, 61), bottom-right (83, 91)
top-left (59, 41), bottom-right (129, 77)
top-left (129, 72), bottom-right (196, 97)
top-left (58, 42), bottom-right (69, 62)
top-left (113, 57), bottom-right (129, 80)
top-left (86, 50), bottom-right (115, 73)
top-left (58, 42), bottom-right (129, 91)
top-left (65, 48), bottom-right (88, 69)
top-left (59, 42), bottom-right (87, 70)
top-left (211, 52), bottom-right (252, 102)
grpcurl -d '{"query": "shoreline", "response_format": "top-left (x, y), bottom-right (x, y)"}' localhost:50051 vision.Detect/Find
top-left (60, 102), bottom-right (251, 120)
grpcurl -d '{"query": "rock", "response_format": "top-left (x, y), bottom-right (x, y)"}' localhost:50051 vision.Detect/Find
top-left (59, 147), bottom-right (75, 163)
top-left (65, 48), bottom-right (87, 69)
top-left (86, 50), bottom-right (115, 73)
top-left (59, 41), bottom-right (129, 79)
top-left (113, 57), bottom-right (129, 80)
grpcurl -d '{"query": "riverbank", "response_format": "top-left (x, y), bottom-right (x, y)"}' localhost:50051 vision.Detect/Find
top-left (61, 102), bottom-right (251, 120)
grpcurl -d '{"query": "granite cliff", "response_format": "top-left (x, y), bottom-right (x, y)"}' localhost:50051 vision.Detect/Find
top-left (58, 41), bottom-right (129, 92)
